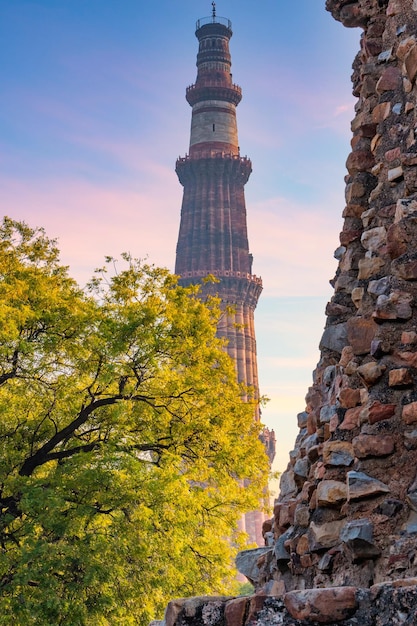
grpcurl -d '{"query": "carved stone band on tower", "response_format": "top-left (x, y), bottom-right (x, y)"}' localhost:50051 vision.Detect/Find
top-left (174, 12), bottom-right (276, 547)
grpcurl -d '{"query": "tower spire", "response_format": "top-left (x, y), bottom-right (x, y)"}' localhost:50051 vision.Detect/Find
top-left (174, 13), bottom-right (275, 546)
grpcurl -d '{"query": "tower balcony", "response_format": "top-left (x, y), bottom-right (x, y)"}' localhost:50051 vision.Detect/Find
top-left (175, 152), bottom-right (252, 185)
top-left (180, 268), bottom-right (262, 286)
top-left (186, 82), bottom-right (242, 106)
top-left (196, 16), bottom-right (232, 30)
top-left (178, 269), bottom-right (262, 310)
top-left (195, 17), bottom-right (232, 39)
top-left (176, 151), bottom-right (250, 164)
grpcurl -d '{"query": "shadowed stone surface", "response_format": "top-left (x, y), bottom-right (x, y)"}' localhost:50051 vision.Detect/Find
top-left (235, 548), bottom-right (273, 585)
top-left (258, 0), bottom-right (417, 604)
top-left (163, 2), bottom-right (417, 624)
top-left (284, 587), bottom-right (357, 623)
top-left (163, 582), bottom-right (417, 626)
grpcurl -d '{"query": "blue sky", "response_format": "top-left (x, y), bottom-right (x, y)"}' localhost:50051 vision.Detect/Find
top-left (0, 1), bottom-right (360, 477)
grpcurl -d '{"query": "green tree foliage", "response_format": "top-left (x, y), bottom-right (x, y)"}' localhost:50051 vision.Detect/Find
top-left (0, 218), bottom-right (270, 625)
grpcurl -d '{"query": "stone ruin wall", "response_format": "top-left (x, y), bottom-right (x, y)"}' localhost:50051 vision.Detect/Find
top-left (162, 1), bottom-right (417, 623)
top-left (269, 0), bottom-right (417, 594)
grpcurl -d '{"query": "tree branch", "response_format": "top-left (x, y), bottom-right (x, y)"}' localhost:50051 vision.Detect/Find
top-left (43, 442), bottom-right (99, 463)
top-left (0, 350), bottom-right (19, 387)
top-left (18, 387), bottom-right (196, 476)
top-left (19, 397), bottom-right (118, 477)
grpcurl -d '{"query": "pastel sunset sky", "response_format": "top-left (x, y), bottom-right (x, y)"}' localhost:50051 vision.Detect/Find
top-left (1, 1), bottom-right (360, 479)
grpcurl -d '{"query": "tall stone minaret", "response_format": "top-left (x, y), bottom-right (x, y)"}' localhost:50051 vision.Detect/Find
top-left (175, 6), bottom-right (275, 546)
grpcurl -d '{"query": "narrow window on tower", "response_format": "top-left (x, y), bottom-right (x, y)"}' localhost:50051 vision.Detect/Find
top-left (213, 123), bottom-right (215, 132)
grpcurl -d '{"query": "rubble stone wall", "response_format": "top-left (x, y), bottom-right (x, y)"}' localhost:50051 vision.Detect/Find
top-left (163, 581), bottom-right (417, 626)
top-left (162, 1), bottom-right (417, 623)
top-left (267, 0), bottom-right (417, 595)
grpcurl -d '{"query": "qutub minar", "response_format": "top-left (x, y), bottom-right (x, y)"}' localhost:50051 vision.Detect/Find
top-left (174, 4), bottom-right (275, 546)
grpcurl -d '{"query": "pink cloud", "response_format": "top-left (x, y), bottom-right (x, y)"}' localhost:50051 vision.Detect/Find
top-left (0, 175), bottom-right (342, 298)
top-left (334, 103), bottom-right (352, 117)
top-left (248, 197), bottom-right (340, 298)
top-left (0, 175), bottom-right (181, 286)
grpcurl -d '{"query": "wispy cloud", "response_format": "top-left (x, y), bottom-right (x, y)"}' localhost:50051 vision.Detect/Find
top-left (0, 176), bottom-right (181, 285)
top-left (248, 197), bottom-right (339, 297)
top-left (334, 103), bottom-right (352, 117)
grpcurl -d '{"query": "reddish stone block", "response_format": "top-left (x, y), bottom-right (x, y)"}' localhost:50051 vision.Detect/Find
top-left (385, 147), bottom-right (401, 162)
top-left (309, 489), bottom-right (318, 511)
top-left (387, 223), bottom-right (408, 259)
top-left (339, 345), bottom-right (355, 367)
top-left (357, 361), bottom-right (385, 385)
top-left (352, 434), bottom-right (395, 458)
top-left (372, 102), bottom-right (391, 123)
top-left (246, 594), bottom-right (267, 623)
top-left (371, 578), bottom-right (417, 598)
top-left (340, 229), bottom-right (362, 245)
top-left (372, 290), bottom-right (413, 321)
top-left (340, 406), bottom-right (361, 430)
top-left (346, 149), bottom-right (375, 175)
top-left (382, 203), bottom-right (399, 220)
top-left (329, 414), bottom-right (339, 433)
top-left (266, 580), bottom-right (286, 597)
top-left (300, 554), bottom-right (313, 568)
top-left (284, 587), bottom-right (358, 623)
top-left (358, 256), bottom-right (385, 280)
top-left (367, 401), bottom-right (396, 424)
top-left (338, 388), bottom-right (362, 408)
top-left (347, 317), bottom-right (378, 355)
top-left (326, 302), bottom-right (351, 316)
top-left (405, 45), bottom-right (417, 83)
top-left (262, 519), bottom-right (273, 536)
top-left (165, 599), bottom-right (186, 626)
top-left (356, 123), bottom-right (377, 138)
top-left (392, 257), bottom-right (417, 281)
top-left (288, 499), bottom-right (297, 523)
top-left (296, 534), bottom-right (310, 556)
top-left (388, 368), bottom-right (413, 387)
top-left (305, 387), bottom-right (323, 413)
top-left (279, 504), bottom-right (292, 529)
top-left (307, 412), bottom-right (317, 435)
top-left (299, 481), bottom-right (315, 502)
top-left (397, 351), bottom-right (417, 368)
top-left (314, 463), bottom-right (326, 480)
top-left (387, 554), bottom-right (409, 567)
top-left (387, 0), bottom-right (405, 15)
top-left (364, 39), bottom-right (383, 57)
top-left (376, 66), bottom-right (402, 93)
top-left (343, 203), bottom-right (366, 218)
top-left (225, 598), bottom-right (248, 626)
top-left (401, 331), bottom-right (417, 345)
top-left (402, 402), bottom-right (417, 425)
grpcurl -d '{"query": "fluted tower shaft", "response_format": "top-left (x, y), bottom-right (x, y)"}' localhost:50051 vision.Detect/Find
top-left (174, 12), bottom-right (275, 545)
top-left (175, 14), bottom-right (264, 410)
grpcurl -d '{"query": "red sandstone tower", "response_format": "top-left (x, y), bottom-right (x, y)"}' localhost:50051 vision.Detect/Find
top-left (175, 5), bottom-right (275, 546)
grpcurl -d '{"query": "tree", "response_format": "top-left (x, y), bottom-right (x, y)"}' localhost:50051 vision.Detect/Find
top-left (0, 218), bottom-right (270, 625)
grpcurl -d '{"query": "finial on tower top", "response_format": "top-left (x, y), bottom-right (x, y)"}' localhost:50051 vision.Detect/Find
top-left (195, 5), bottom-right (231, 33)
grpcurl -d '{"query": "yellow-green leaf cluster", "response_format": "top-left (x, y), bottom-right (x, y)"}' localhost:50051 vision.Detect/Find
top-left (0, 219), bottom-right (270, 625)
